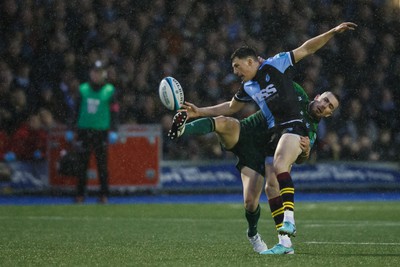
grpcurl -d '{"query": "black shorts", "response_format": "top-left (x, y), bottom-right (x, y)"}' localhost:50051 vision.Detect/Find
top-left (227, 113), bottom-right (308, 176)
top-left (266, 121), bottom-right (309, 157)
top-left (228, 111), bottom-right (273, 176)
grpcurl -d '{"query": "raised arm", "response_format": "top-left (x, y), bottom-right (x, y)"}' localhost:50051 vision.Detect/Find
top-left (292, 22), bottom-right (357, 63)
top-left (181, 97), bottom-right (246, 119)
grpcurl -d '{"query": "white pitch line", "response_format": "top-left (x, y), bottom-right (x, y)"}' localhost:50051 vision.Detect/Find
top-left (304, 222), bottom-right (400, 227)
top-left (305, 241), bottom-right (400, 246)
top-left (0, 215), bottom-right (244, 223)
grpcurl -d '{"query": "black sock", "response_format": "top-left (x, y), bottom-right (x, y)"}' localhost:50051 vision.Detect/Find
top-left (245, 205), bottom-right (261, 237)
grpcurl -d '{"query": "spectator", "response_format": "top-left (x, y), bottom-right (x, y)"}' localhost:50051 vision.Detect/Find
top-left (9, 113), bottom-right (47, 161)
top-left (38, 108), bottom-right (56, 130)
top-left (370, 128), bottom-right (398, 161)
top-left (376, 88), bottom-right (397, 130)
top-left (0, 123), bottom-right (10, 161)
top-left (8, 87), bottom-right (31, 133)
top-left (0, 0), bottom-right (399, 162)
top-left (317, 131), bottom-right (341, 161)
top-left (340, 98), bottom-right (378, 151)
top-left (37, 83), bottom-right (68, 124)
top-left (58, 70), bottom-right (81, 124)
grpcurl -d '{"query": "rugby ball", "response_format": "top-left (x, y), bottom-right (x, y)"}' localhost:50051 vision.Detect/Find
top-left (159, 76), bottom-right (184, 111)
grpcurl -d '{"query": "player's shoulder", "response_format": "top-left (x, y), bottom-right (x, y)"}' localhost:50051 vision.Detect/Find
top-left (80, 82), bottom-right (90, 88)
top-left (103, 83), bottom-right (116, 92)
top-left (261, 51), bottom-right (293, 71)
top-left (104, 83), bottom-right (115, 89)
top-left (273, 52), bottom-right (290, 59)
top-left (79, 82), bottom-right (90, 92)
top-left (264, 52), bottom-right (291, 62)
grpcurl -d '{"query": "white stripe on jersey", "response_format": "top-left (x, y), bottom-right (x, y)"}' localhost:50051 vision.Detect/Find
top-left (278, 119), bottom-right (303, 126)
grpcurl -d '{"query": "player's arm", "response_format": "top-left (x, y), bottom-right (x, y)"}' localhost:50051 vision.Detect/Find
top-left (292, 22), bottom-right (357, 63)
top-left (181, 98), bottom-right (245, 119)
top-left (110, 90), bottom-right (120, 131)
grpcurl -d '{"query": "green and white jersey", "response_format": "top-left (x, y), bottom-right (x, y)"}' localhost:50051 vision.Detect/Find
top-left (293, 82), bottom-right (319, 148)
top-left (77, 82), bottom-right (115, 130)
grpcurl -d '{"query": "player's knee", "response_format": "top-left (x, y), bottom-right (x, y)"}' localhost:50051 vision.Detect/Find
top-left (265, 179), bottom-right (276, 190)
top-left (265, 182), bottom-right (280, 199)
top-left (244, 196), bottom-right (258, 212)
top-left (214, 116), bottom-right (239, 134)
top-left (273, 157), bottom-right (290, 174)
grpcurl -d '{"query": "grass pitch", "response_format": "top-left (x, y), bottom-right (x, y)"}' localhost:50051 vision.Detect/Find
top-left (1, 201), bottom-right (400, 266)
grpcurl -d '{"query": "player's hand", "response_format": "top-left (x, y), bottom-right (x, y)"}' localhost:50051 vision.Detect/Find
top-left (295, 136), bottom-right (310, 164)
top-left (65, 130), bottom-right (74, 142)
top-left (4, 151), bottom-right (16, 162)
top-left (180, 101), bottom-right (201, 119)
top-left (33, 150), bottom-right (43, 160)
top-left (333, 22), bottom-right (357, 34)
top-left (108, 131), bottom-right (118, 144)
top-left (299, 136), bottom-right (310, 158)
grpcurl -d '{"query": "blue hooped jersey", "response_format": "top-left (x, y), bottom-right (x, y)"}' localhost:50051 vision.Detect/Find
top-left (234, 51), bottom-right (303, 128)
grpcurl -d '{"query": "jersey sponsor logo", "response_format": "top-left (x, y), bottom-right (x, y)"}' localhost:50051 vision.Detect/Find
top-left (254, 84), bottom-right (277, 102)
top-left (87, 98), bottom-right (100, 114)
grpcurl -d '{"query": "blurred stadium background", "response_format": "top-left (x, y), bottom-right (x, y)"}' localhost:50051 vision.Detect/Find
top-left (1, 0), bottom-right (400, 196)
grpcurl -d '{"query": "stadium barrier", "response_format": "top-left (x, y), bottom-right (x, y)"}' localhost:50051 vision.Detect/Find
top-left (1, 159), bottom-right (400, 194)
top-left (0, 125), bottom-right (161, 194)
top-left (161, 160), bottom-right (400, 192)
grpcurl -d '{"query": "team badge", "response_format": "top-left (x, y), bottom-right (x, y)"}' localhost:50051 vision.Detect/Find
top-left (265, 74), bottom-right (270, 82)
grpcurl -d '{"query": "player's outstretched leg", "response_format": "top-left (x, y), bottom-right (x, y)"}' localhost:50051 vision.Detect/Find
top-left (168, 111), bottom-right (188, 140)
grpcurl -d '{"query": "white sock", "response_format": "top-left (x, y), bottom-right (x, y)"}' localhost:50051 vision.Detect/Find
top-left (283, 210), bottom-right (295, 224)
top-left (278, 234), bottom-right (292, 248)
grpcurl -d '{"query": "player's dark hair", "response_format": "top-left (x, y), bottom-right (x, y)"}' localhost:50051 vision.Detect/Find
top-left (230, 46), bottom-right (258, 62)
top-left (327, 91), bottom-right (341, 106)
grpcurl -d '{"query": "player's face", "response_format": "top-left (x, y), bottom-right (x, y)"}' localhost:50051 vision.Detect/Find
top-left (232, 57), bottom-right (258, 82)
top-left (90, 69), bottom-right (107, 84)
top-left (310, 92), bottom-right (339, 118)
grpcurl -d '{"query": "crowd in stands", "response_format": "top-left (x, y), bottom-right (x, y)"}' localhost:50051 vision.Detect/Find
top-left (0, 0), bottom-right (399, 162)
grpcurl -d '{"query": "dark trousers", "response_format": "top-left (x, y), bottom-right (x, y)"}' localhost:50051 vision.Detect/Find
top-left (76, 129), bottom-right (109, 197)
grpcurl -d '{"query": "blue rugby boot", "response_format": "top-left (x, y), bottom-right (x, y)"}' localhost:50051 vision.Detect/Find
top-left (277, 221), bottom-right (296, 237)
top-left (260, 244), bottom-right (294, 255)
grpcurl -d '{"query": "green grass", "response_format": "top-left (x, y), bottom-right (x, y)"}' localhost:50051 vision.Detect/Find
top-left (1, 201), bottom-right (400, 266)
